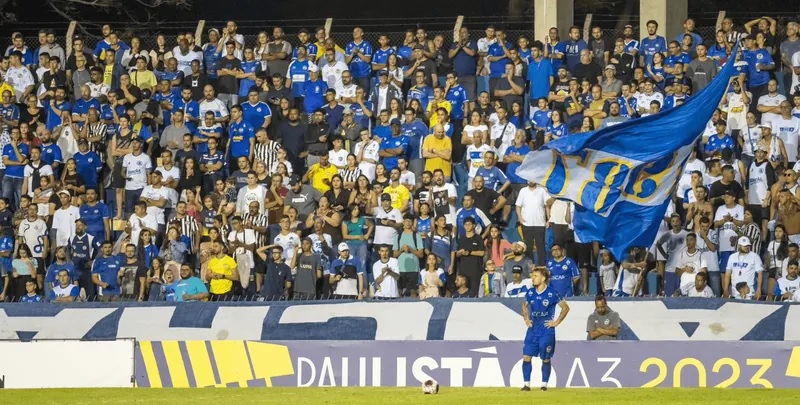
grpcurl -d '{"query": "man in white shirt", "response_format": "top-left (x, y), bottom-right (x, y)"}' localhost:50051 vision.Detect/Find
top-left (21, 146), bottom-right (54, 198)
top-left (320, 48), bottom-right (348, 90)
top-left (682, 272), bottom-right (715, 297)
top-left (489, 105), bottom-right (517, 158)
top-left (515, 181), bottom-right (549, 265)
top-left (6, 51), bottom-right (35, 102)
top-left (140, 171), bottom-right (169, 233)
top-left (127, 201), bottom-right (157, 247)
top-left (199, 85), bottom-right (230, 124)
top-left (431, 169), bottom-right (457, 225)
top-left (335, 71), bottom-right (358, 109)
top-left (673, 233), bottom-right (707, 295)
top-left (373, 244), bottom-right (400, 299)
top-left (228, 215), bottom-right (257, 284)
top-left (773, 100), bottom-right (800, 165)
top-left (51, 190), bottom-right (79, 248)
top-left (503, 265), bottom-right (532, 297)
top-left (757, 79), bottom-right (787, 126)
top-left (724, 236), bottom-right (764, 300)
top-left (372, 193), bottom-right (402, 247)
top-left (121, 138), bottom-right (152, 217)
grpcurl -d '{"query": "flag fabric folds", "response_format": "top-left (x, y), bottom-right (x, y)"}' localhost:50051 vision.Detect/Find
top-left (515, 51), bottom-right (737, 260)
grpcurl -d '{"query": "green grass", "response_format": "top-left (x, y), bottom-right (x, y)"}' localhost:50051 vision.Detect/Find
top-left (0, 388), bottom-right (794, 404)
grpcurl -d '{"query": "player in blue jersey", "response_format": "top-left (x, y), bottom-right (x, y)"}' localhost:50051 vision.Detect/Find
top-left (545, 244), bottom-right (580, 297)
top-left (521, 267), bottom-right (570, 391)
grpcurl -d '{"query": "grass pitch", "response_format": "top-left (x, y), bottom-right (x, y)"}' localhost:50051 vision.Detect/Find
top-left (0, 387), bottom-right (795, 404)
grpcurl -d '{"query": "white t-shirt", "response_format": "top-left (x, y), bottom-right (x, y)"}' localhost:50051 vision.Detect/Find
top-left (335, 83), bottom-right (357, 108)
top-left (174, 50), bottom-right (203, 75)
top-left (758, 93), bottom-right (787, 126)
top-left (236, 185), bottom-right (267, 214)
top-left (321, 60), bottom-right (348, 90)
top-left (140, 185), bottom-right (169, 224)
top-left (399, 170), bottom-right (416, 190)
top-left (504, 278), bottom-right (533, 297)
top-left (274, 231), bottom-right (301, 268)
top-left (490, 121), bottom-right (517, 158)
top-left (674, 248), bottom-right (707, 289)
top-left (228, 229), bottom-right (257, 268)
top-left (516, 185), bottom-right (549, 227)
top-left (122, 152), bottom-right (152, 191)
top-left (128, 213), bottom-right (157, 247)
top-left (156, 165), bottom-right (181, 186)
top-left (463, 124), bottom-right (488, 142)
top-left (740, 125), bottom-right (763, 157)
top-left (23, 163), bottom-right (54, 197)
top-left (677, 158), bottom-right (705, 198)
top-left (714, 204), bottom-right (744, 253)
top-left (52, 206), bottom-right (80, 247)
top-left (373, 258), bottom-right (400, 298)
top-left (373, 207), bottom-right (402, 245)
top-left (354, 140), bottom-right (380, 182)
top-left (18, 218), bottom-right (48, 258)
top-left (431, 183), bottom-right (457, 225)
top-left (328, 148), bottom-right (349, 169)
top-left (726, 251), bottom-right (763, 299)
top-left (599, 262), bottom-right (617, 291)
top-left (773, 116), bottom-right (800, 162)
top-left (199, 98), bottom-right (230, 120)
top-left (792, 50), bottom-right (800, 95)
top-left (696, 229), bottom-right (719, 272)
top-left (466, 144), bottom-right (493, 178)
top-left (724, 91), bottom-right (751, 132)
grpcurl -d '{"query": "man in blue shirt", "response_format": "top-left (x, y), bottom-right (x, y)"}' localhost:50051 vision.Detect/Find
top-left (44, 247), bottom-right (77, 301)
top-left (0, 90), bottom-right (19, 133)
top-left (475, 151), bottom-right (509, 193)
top-left (449, 26), bottom-right (479, 102)
top-left (639, 20), bottom-right (668, 68)
top-left (407, 70), bottom-right (434, 111)
top-left (379, 118), bottom-right (408, 172)
top-left (91, 241), bottom-right (123, 302)
top-left (200, 137), bottom-right (227, 192)
top-left (321, 89), bottom-right (345, 130)
top-left (445, 72), bottom-right (469, 125)
top-left (526, 42), bottom-right (554, 109)
top-left (38, 129), bottom-right (63, 176)
top-left (71, 86), bottom-right (100, 129)
top-left (455, 194), bottom-right (491, 238)
top-left (288, 45), bottom-right (313, 107)
top-left (73, 139), bottom-right (102, 190)
top-left (44, 86), bottom-right (71, 132)
top-left (2, 127), bottom-right (29, 210)
top-left (521, 267), bottom-right (570, 391)
top-left (371, 34), bottom-right (395, 78)
top-left (241, 88), bottom-right (272, 130)
top-left (742, 34), bottom-right (775, 114)
top-left (172, 86), bottom-right (200, 133)
top-left (226, 104), bottom-right (255, 166)
top-left (674, 18), bottom-right (703, 52)
top-left (345, 27), bottom-right (373, 94)
top-left (664, 41), bottom-right (692, 80)
top-left (487, 28), bottom-right (513, 99)
top-left (303, 66), bottom-right (328, 114)
top-left (563, 26), bottom-right (588, 73)
top-left (545, 244), bottom-right (580, 298)
top-left (175, 264), bottom-right (209, 302)
top-left (503, 129), bottom-right (531, 211)
top-left (79, 188), bottom-right (111, 246)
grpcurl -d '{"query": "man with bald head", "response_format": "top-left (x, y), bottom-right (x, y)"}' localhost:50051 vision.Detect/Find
top-left (422, 124), bottom-right (453, 182)
top-left (71, 84), bottom-right (101, 128)
top-left (199, 84), bottom-right (230, 124)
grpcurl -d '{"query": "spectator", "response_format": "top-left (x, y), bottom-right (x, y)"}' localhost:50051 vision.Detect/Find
top-left (773, 259), bottom-right (800, 301)
top-left (504, 265), bottom-right (532, 297)
top-left (516, 181), bottom-right (548, 264)
top-left (724, 236), bottom-right (764, 299)
top-left (586, 295), bottom-right (620, 340)
top-left (329, 242), bottom-right (365, 299)
top-left (451, 273), bottom-right (474, 298)
top-left (455, 217), bottom-right (485, 296)
top-left (478, 259), bottom-right (505, 298)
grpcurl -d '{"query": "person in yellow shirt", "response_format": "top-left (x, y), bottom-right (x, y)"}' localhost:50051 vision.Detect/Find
top-left (422, 124), bottom-right (453, 179)
top-left (426, 87), bottom-right (451, 128)
top-left (304, 154), bottom-right (339, 193)
top-left (383, 167), bottom-right (411, 212)
top-left (314, 28), bottom-right (345, 63)
top-left (130, 57), bottom-right (157, 93)
top-left (205, 241), bottom-right (239, 299)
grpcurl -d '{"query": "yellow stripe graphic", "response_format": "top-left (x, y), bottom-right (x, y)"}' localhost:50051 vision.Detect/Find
top-left (246, 341), bottom-right (295, 387)
top-left (185, 340), bottom-right (217, 388)
top-left (139, 341), bottom-right (163, 388)
top-left (161, 341), bottom-right (190, 388)
top-left (211, 340), bottom-right (254, 386)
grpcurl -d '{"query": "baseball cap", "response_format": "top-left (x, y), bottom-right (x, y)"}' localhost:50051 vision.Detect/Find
top-left (377, 69), bottom-right (389, 76)
top-left (308, 65), bottom-right (319, 73)
top-left (58, 190), bottom-right (70, 197)
top-left (624, 24), bottom-right (633, 29)
top-left (75, 218), bottom-right (87, 225)
top-left (604, 64), bottom-right (616, 71)
top-left (744, 34), bottom-right (756, 41)
top-left (390, 118), bottom-right (401, 126)
top-left (723, 189), bottom-right (736, 197)
top-left (77, 138), bottom-right (88, 145)
top-left (131, 137), bottom-right (143, 144)
top-left (738, 236), bottom-right (752, 246)
top-left (760, 122), bottom-right (773, 130)
top-left (338, 242), bottom-right (350, 252)
top-left (289, 174), bottom-right (301, 186)
top-left (756, 144), bottom-right (769, 152)
top-left (514, 241), bottom-right (527, 251)
top-left (343, 109), bottom-right (354, 115)
top-left (512, 265), bottom-right (523, 274)
top-left (380, 193), bottom-right (392, 202)
top-left (413, 44), bottom-right (425, 51)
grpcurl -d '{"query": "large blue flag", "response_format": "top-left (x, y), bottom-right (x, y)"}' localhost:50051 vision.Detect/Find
top-left (516, 52), bottom-right (737, 260)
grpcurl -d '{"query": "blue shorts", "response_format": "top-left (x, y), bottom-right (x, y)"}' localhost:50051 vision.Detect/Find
top-left (523, 330), bottom-right (556, 360)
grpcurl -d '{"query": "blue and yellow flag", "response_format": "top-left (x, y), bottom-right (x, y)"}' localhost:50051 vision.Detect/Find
top-left (516, 51), bottom-right (737, 259)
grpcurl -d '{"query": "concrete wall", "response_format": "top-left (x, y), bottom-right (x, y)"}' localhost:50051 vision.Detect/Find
top-left (640, 0), bottom-right (688, 43)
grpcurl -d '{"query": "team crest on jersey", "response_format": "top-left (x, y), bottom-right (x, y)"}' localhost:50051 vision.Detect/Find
top-left (604, 319), bottom-right (610, 325)
top-left (542, 299), bottom-right (549, 307)
top-left (546, 346), bottom-right (552, 353)
top-left (454, 90), bottom-right (460, 96)
top-left (88, 158), bottom-right (93, 163)
top-left (256, 107), bottom-right (261, 112)
top-left (756, 53), bottom-right (763, 60)
top-left (562, 264), bottom-right (567, 270)
top-left (137, 161), bottom-right (143, 166)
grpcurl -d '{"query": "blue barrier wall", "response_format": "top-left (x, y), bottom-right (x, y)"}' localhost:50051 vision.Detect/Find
top-left (0, 298), bottom-right (798, 341)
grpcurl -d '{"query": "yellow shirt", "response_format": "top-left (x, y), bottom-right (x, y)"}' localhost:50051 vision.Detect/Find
top-left (103, 64), bottom-right (114, 86)
top-left (0, 83), bottom-right (16, 99)
top-left (384, 183), bottom-right (411, 211)
top-left (314, 43), bottom-right (346, 62)
top-left (588, 99), bottom-right (606, 129)
top-left (208, 254), bottom-right (237, 294)
top-left (130, 70), bottom-right (157, 93)
top-left (308, 163), bottom-right (339, 193)
top-left (422, 135), bottom-right (453, 176)
top-left (426, 100), bottom-right (452, 128)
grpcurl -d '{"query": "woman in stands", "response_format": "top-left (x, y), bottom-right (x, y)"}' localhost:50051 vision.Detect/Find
top-left (19, 96), bottom-right (45, 132)
top-left (348, 175), bottom-right (372, 214)
top-left (137, 229), bottom-right (159, 269)
top-left (579, 116), bottom-right (595, 133)
top-left (388, 98), bottom-right (403, 122)
top-left (419, 253), bottom-right (446, 299)
top-left (430, 215), bottom-right (455, 295)
top-left (145, 257), bottom-right (165, 301)
top-left (484, 224), bottom-right (511, 267)
top-left (765, 224), bottom-right (788, 301)
top-left (341, 204), bottom-right (371, 275)
top-left (9, 245), bottom-right (36, 302)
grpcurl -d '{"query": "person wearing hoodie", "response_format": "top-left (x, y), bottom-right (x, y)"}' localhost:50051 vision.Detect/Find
top-left (478, 258), bottom-right (506, 297)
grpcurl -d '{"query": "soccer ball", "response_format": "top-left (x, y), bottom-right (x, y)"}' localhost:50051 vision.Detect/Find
top-left (422, 379), bottom-right (440, 394)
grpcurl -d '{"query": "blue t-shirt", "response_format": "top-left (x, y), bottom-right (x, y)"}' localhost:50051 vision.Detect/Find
top-left (20, 294), bottom-right (43, 303)
top-left (743, 48), bottom-right (774, 87)
top-left (45, 261), bottom-right (77, 286)
top-left (407, 85), bottom-right (434, 111)
top-left (292, 43), bottom-right (318, 60)
top-left (532, 109), bottom-right (551, 129)
top-left (46, 100), bottom-right (72, 131)
top-left (2, 142), bottom-right (29, 178)
top-left (401, 120), bottom-right (427, 161)
top-left (195, 125), bottom-right (222, 155)
top-left (563, 39), bottom-right (587, 72)
top-left (455, 207), bottom-right (488, 238)
top-left (238, 60), bottom-right (260, 98)
top-left (228, 119), bottom-right (255, 158)
top-left (475, 166), bottom-right (508, 191)
top-left (203, 44), bottom-right (220, 79)
top-left (345, 40), bottom-right (374, 79)
top-left (350, 102), bottom-right (372, 130)
top-left (303, 79), bottom-right (328, 113)
top-left (288, 59), bottom-right (313, 98)
top-left (546, 257), bottom-right (580, 298)
top-left (39, 142), bottom-right (63, 169)
top-left (380, 134), bottom-right (409, 171)
top-left (525, 285), bottom-right (562, 337)
top-left (547, 42), bottom-right (566, 73)
top-left (0, 236), bottom-right (13, 276)
top-left (545, 123), bottom-right (569, 140)
top-left (640, 36), bottom-right (667, 67)
top-left (174, 276), bottom-right (208, 301)
top-left (73, 150), bottom-right (103, 187)
top-left (0, 104), bottom-right (19, 125)
top-left (705, 134), bottom-right (736, 155)
top-left (172, 97), bottom-right (200, 133)
top-left (451, 41), bottom-right (478, 78)
top-left (241, 101), bottom-right (272, 130)
top-left (72, 98), bottom-right (101, 127)
top-left (372, 47), bottom-right (396, 74)
top-left (91, 254), bottom-right (123, 296)
top-left (504, 144), bottom-right (531, 184)
top-left (527, 58), bottom-right (554, 100)
top-left (617, 96), bottom-right (638, 118)
top-left (664, 53), bottom-right (692, 78)
top-left (446, 85), bottom-right (469, 121)
top-left (321, 104), bottom-right (345, 130)
top-left (200, 151), bottom-right (226, 175)
top-left (488, 41), bottom-right (513, 78)
top-left (80, 202), bottom-right (110, 235)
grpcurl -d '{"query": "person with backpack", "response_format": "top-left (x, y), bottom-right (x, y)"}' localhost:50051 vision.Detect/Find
top-left (392, 213), bottom-right (424, 298)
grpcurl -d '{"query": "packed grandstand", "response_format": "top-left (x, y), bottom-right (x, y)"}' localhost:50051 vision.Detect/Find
top-left (0, 15), bottom-right (798, 303)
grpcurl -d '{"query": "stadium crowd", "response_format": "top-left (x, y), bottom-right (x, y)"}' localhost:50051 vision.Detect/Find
top-left (0, 15), bottom-right (799, 303)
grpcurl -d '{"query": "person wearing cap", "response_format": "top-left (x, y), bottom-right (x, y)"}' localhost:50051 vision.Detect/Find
top-left (713, 188), bottom-right (745, 273)
top-left (503, 263), bottom-right (532, 297)
top-left (391, 213), bottom-right (423, 297)
top-left (723, 236), bottom-right (764, 299)
top-left (51, 189), bottom-right (79, 249)
top-left (370, 69), bottom-right (402, 114)
top-left (599, 64), bottom-right (622, 100)
top-left (201, 28), bottom-right (221, 82)
top-left (746, 143), bottom-right (776, 232)
top-left (704, 119), bottom-right (735, 158)
top-left (328, 241), bottom-right (365, 299)
top-left (741, 34), bottom-right (772, 115)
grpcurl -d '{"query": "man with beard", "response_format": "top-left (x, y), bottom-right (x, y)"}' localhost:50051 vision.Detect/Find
top-left (44, 246), bottom-right (76, 302)
top-left (466, 175), bottom-right (505, 224)
top-left (174, 264), bottom-right (209, 302)
top-left (503, 241), bottom-right (534, 282)
top-left (586, 295), bottom-right (620, 340)
top-left (91, 241), bottom-right (124, 301)
top-left (723, 236), bottom-right (764, 300)
top-left (69, 218), bottom-right (95, 297)
top-left (413, 170), bottom-right (433, 214)
top-left (284, 174), bottom-right (321, 224)
top-left (328, 242), bottom-right (364, 299)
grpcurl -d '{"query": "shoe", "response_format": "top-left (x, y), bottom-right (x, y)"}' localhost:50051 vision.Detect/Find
top-left (540, 386), bottom-right (548, 391)
top-left (520, 386), bottom-right (530, 391)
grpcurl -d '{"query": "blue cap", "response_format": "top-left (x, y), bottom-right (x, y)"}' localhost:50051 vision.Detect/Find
top-left (390, 118), bottom-right (401, 126)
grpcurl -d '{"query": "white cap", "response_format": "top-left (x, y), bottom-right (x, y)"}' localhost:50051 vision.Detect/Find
top-left (308, 64), bottom-right (319, 73)
top-left (338, 242), bottom-right (350, 252)
top-left (514, 241), bottom-right (527, 251)
top-left (760, 122), bottom-right (773, 130)
top-left (737, 236), bottom-right (752, 246)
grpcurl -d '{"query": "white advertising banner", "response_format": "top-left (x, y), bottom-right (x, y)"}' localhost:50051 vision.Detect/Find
top-left (0, 339), bottom-right (135, 389)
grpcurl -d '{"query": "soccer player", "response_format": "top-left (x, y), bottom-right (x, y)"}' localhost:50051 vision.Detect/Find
top-left (521, 267), bottom-right (570, 391)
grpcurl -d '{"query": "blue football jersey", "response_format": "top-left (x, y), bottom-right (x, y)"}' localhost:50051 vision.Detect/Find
top-left (525, 286), bottom-right (562, 337)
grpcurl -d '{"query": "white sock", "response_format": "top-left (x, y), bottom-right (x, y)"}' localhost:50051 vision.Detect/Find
top-left (524, 382), bottom-right (530, 387)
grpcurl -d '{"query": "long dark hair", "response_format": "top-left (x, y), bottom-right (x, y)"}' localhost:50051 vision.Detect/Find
top-left (774, 224), bottom-right (789, 261)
